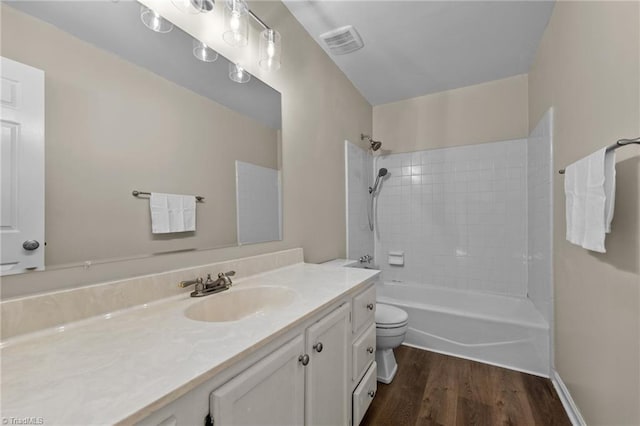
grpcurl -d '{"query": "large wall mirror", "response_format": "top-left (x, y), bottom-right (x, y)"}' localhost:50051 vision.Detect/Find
top-left (1, 1), bottom-right (282, 275)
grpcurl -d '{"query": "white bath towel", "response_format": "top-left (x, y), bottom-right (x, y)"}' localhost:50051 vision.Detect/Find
top-left (149, 193), bottom-right (196, 234)
top-left (564, 148), bottom-right (616, 252)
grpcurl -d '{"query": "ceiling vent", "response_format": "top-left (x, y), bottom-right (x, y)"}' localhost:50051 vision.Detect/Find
top-left (319, 25), bottom-right (364, 55)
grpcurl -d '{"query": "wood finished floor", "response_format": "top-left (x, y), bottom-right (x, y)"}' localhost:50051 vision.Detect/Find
top-left (361, 346), bottom-right (571, 426)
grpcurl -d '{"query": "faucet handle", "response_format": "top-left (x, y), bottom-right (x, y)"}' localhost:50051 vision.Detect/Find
top-left (217, 271), bottom-right (235, 286)
top-left (179, 277), bottom-right (203, 288)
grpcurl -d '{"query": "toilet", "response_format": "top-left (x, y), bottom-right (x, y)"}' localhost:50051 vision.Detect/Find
top-left (375, 303), bottom-right (409, 384)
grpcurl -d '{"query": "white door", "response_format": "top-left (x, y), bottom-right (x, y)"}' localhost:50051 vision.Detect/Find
top-left (0, 57), bottom-right (45, 275)
top-left (210, 335), bottom-right (306, 425)
top-left (305, 303), bottom-right (351, 426)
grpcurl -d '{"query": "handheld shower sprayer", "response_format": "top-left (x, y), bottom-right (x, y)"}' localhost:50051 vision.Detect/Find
top-left (369, 167), bottom-right (388, 194)
top-left (368, 167), bottom-right (388, 231)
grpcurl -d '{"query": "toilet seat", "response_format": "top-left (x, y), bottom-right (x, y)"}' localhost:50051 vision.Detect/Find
top-left (375, 303), bottom-right (408, 329)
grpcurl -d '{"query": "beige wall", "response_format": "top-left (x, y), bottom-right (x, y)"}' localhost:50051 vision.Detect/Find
top-left (1, 5), bottom-right (278, 267)
top-left (373, 74), bottom-right (528, 153)
top-left (529, 2), bottom-right (640, 424)
top-left (1, 1), bottom-right (372, 298)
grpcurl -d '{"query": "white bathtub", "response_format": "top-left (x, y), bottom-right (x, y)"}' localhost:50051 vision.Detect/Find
top-left (376, 281), bottom-right (550, 377)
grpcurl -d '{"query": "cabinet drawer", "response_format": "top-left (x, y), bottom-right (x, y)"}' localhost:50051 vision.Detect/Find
top-left (353, 362), bottom-right (377, 426)
top-left (352, 323), bottom-right (376, 382)
top-left (352, 285), bottom-right (376, 334)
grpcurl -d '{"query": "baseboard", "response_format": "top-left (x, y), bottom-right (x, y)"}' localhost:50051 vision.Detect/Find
top-left (551, 370), bottom-right (587, 426)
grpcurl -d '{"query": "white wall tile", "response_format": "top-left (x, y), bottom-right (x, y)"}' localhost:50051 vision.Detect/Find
top-left (374, 139), bottom-right (529, 297)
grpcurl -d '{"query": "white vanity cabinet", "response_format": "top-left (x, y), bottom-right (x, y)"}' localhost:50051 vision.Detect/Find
top-left (210, 303), bottom-right (351, 426)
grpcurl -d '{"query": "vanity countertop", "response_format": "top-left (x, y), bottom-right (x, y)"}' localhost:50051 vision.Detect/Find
top-left (0, 263), bottom-right (379, 425)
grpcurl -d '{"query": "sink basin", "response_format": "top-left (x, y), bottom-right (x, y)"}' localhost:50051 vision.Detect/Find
top-left (184, 286), bottom-right (298, 323)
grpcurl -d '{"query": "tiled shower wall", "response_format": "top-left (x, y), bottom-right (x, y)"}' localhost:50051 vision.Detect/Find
top-left (345, 141), bottom-right (374, 260)
top-left (527, 110), bottom-right (553, 321)
top-left (374, 139), bottom-right (529, 297)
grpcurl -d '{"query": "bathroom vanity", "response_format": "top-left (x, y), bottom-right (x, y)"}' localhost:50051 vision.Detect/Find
top-left (140, 280), bottom-right (378, 426)
top-left (0, 251), bottom-right (379, 426)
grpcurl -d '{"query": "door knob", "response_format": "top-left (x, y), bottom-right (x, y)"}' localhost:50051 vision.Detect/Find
top-left (298, 354), bottom-right (310, 366)
top-left (366, 303), bottom-right (374, 310)
top-left (313, 342), bottom-right (323, 353)
top-left (22, 240), bottom-right (40, 251)
top-left (368, 390), bottom-right (376, 398)
top-left (367, 346), bottom-right (374, 354)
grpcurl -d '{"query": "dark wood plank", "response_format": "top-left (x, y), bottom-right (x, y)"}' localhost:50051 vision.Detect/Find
top-left (491, 367), bottom-right (535, 426)
top-left (520, 373), bottom-right (572, 426)
top-left (455, 396), bottom-right (495, 426)
top-left (360, 346), bottom-right (570, 426)
top-left (415, 353), bottom-right (458, 425)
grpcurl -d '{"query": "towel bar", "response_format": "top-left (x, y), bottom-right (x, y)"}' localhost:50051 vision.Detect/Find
top-left (558, 137), bottom-right (640, 174)
top-left (132, 190), bottom-right (205, 202)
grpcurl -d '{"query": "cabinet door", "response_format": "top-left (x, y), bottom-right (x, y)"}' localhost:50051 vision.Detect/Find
top-left (305, 303), bottom-right (350, 426)
top-left (210, 335), bottom-right (305, 426)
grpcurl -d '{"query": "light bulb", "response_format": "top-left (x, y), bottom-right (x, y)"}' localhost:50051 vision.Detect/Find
top-left (267, 41), bottom-right (275, 58)
top-left (230, 11), bottom-right (240, 31)
top-left (151, 12), bottom-right (161, 31)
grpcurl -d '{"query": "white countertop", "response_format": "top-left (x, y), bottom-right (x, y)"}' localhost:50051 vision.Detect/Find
top-left (0, 263), bottom-right (379, 425)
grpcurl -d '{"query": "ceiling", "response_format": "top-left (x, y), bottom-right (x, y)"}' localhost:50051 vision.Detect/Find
top-left (283, 1), bottom-right (555, 105)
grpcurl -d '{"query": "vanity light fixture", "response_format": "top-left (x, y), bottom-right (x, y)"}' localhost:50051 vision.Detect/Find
top-left (140, 5), bottom-right (173, 33)
top-left (223, 0), bottom-right (249, 47)
top-left (193, 39), bottom-right (219, 62)
top-left (169, 0), bottom-right (282, 75)
top-left (229, 62), bottom-right (250, 83)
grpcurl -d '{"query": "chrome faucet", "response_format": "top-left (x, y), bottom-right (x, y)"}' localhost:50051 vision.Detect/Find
top-left (179, 271), bottom-right (236, 298)
top-left (359, 254), bottom-right (373, 264)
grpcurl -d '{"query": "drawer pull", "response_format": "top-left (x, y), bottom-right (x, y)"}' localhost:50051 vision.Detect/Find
top-left (313, 342), bottom-right (324, 353)
top-left (298, 354), bottom-right (310, 366)
top-left (366, 303), bottom-right (374, 311)
top-left (368, 390), bottom-right (376, 398)
top-left (367, 346), bottom-right (374, 354)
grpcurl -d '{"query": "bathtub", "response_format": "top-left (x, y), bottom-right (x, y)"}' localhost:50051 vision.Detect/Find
top-left (376, 281), bottom-right (550, 377)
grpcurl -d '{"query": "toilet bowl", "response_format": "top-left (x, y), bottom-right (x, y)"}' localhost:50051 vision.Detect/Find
top-left (375, 303), bottom-right (409, 384)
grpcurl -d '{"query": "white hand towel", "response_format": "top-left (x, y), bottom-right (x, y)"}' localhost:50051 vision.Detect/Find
top-left (564, 148), bottom-right (616, 252)
top-left (149, 193), bottom-right (196, 234)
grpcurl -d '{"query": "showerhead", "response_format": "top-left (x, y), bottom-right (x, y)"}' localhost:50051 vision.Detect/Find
top-left (361, 133), bottom-right (383, 151)
top-left (378, 168), bottom-right (388, 177)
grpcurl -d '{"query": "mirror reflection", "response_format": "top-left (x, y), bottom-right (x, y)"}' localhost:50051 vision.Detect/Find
top-left (1, 1), bottom-right (282, 274)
